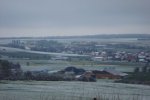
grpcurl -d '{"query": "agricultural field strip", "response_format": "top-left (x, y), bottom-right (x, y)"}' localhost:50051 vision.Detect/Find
top-left (0, 46), bottom-right (88, 57)
top-left (0, 81), bottom-right (150, 97)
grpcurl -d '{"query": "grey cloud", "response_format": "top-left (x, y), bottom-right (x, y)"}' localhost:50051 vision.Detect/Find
top-left (0, 0), bottom-right (150, 36)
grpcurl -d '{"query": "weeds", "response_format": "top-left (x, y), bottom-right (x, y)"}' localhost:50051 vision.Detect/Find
top-left (0, 81), bottom-right (149, 100)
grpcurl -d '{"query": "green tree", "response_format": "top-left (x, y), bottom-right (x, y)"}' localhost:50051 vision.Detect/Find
top-left (134, 67), bottom-right (140, 73)
top-left (24, 71), bottom-right (32, 80)
top-left (0, 60), bottom-right (11, 78)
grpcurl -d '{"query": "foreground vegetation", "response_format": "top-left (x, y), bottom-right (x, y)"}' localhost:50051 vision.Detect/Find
top-left (0, 80), bottom-right (149, 100)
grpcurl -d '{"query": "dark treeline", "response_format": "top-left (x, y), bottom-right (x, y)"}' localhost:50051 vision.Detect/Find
top-left (0, 60), bottom-right (96, 82)
top-left (0, 59), bottom-right (65, 81)
top-left (31, 40), bottom-right (65, 53)
top-left (0, 60), bottom-right (22, 80)
top-left (117, 61), bottom-right (150, 85)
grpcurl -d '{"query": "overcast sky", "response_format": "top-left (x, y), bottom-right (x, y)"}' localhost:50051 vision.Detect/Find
top-left (0, 0), bottom-right (150, 37)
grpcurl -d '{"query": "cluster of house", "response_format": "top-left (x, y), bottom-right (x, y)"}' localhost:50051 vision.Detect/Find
top-left (91, 51), bottom-right (150, 62)
top-left (6, 40), bottom-right (150, 63)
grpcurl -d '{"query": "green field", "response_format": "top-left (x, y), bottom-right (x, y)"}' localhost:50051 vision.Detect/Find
top-left (3, 59), bottom-right (141, 73)
top-left (0, 80), bottom-right (150, 100)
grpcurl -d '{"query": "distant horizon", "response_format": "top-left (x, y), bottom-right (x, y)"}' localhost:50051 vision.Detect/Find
top-left (0, 33), bottom-right (150, 38)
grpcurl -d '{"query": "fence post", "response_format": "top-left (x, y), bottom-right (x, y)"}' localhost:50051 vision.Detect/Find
top-left (93, 97), bottom-right (97, 100)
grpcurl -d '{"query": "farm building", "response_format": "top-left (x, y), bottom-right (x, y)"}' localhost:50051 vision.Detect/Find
top-left (93, 69), bottom-right (127, 79)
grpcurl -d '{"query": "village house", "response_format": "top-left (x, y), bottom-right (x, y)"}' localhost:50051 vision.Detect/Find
top-left (138, 52), bottom-right (146, 62)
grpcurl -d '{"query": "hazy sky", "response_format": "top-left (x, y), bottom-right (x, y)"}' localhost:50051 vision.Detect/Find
top-left (0, 0), bottom-right (150, 37)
